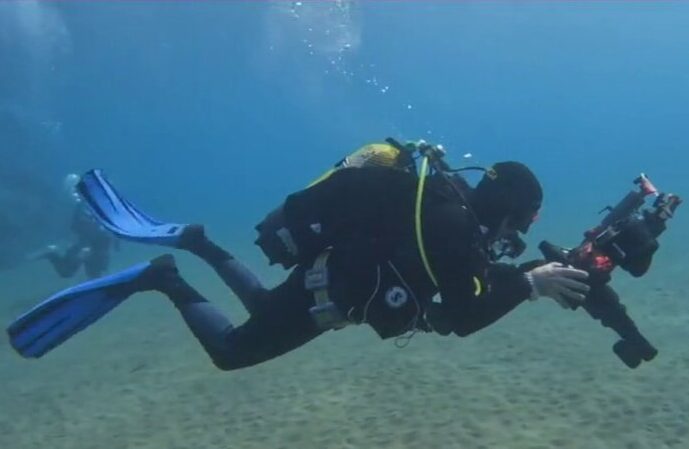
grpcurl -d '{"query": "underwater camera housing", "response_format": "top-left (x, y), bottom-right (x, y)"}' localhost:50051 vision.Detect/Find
top-left (539, 174), bottom-right (682, 368)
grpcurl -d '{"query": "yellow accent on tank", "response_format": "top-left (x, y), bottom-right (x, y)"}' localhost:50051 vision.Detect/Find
top-left (308, 143), bottom-right (401, 187)
top-left (349, 143), bottom-right (401, 168)
top-left (308, 168), bottom-right (336, 187)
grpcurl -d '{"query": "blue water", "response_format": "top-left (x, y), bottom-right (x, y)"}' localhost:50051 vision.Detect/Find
top-left (1, 2), bottom-right (688, 448)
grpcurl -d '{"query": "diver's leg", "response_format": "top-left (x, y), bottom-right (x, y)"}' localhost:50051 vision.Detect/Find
top-left (84, 247), bottom-right (110, 279)
top-left (177, 225), bottom-right (265, 315)
top-left (45, 243), bottom-right (84, 278)
top-left (163, 265), bottom-right (323, 370)
top-left (77, 171), bottom-right (266, 312)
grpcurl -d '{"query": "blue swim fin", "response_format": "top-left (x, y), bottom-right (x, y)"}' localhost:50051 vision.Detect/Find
top-left (7, 259), bottom-right (159, 359)
top-left (77, 169), bottom-right (187, 246)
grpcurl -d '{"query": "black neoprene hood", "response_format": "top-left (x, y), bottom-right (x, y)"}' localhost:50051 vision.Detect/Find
top-left (472, 161), bottom-right (543, 233)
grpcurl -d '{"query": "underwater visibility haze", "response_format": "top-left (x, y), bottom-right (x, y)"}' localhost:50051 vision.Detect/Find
top-left (1, 1), bottom-right (688, 448)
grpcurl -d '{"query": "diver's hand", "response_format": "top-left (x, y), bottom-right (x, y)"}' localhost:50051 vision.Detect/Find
top-left (525, 262), bottom-right (590, 309)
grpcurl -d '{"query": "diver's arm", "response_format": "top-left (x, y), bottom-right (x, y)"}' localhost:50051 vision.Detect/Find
top-left (430, 261), bottom-right (532, 337)
top-left (450, 264), bottom-right (532, 337)
top-left (424, 203), bottom-right (532, 336)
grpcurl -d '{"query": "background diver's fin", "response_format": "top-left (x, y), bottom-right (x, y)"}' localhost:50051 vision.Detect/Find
top-left (77, 169), bottom-right (187, 246)
top-left (7, 260), bottom-right (153, 359)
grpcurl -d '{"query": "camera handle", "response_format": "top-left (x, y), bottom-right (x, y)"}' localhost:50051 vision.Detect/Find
top-left (538, 241), bottom-right (657, 368)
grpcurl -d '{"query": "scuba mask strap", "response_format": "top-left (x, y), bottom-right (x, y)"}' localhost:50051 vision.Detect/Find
top-left (449, 165), bottom-right (494, 177)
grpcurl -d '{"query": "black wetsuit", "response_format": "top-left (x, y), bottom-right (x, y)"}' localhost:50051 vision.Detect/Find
top-left (47, 203), bottom-right (113, 279)
top-left (164, 167), bottom-right (534, 370)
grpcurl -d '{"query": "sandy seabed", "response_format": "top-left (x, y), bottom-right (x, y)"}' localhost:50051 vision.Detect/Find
top-left (1, 253), bottom-right (688, 449)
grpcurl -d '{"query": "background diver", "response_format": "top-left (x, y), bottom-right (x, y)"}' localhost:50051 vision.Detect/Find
top-left (27, 173), bottom-right (115, 280)
top-left (7, 141), bottom-right (592, 369)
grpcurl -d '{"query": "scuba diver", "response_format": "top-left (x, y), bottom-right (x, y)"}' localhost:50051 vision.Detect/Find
top-left (27, 173), bottom-right (114, 279)
top-left (7, 140), bottom-right (591, 369)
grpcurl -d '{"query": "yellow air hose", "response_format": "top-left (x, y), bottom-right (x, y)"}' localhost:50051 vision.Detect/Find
top-left (415, 156), bottom-right (439, 287)
top-left (415, 156), bottom-right (482, 296)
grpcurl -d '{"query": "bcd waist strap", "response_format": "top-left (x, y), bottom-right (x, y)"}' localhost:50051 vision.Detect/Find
top-left (304, 250), bottom-right (350, 330)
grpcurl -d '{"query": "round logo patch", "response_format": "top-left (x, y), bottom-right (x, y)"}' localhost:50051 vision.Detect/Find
top-left (385, 286), bottom-right (408, 309)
